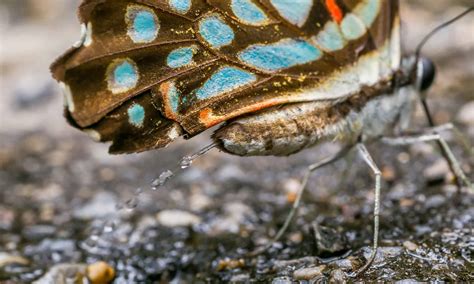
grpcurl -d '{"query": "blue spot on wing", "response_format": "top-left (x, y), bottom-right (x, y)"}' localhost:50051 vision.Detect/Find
top-left (238, 39), bottom-right (322, 71)
top-left (196, 67), bottom-right (257, 100)
top-left (354, 0), bottom-right (380, 27)
top-left (312, 21), bottom-right (346, 51)
top-left (231, 0), bottom-right (269, 26)
top-left (270, 0), bottom-right (313, 27)
top-left (167, 83), bottom-right (180, 113)
top-left (128, 104), bottom-right (145, 127)
top-left (167, 46), bottom-right (195, 68)
top-left (199, 15), bottom-right (235, 48)
top-left (108, 59), bottom-right (139, 94)
top-left (127, 7), bottom-right (159, 43)
top-left (169, 0), bottom-right (192, 14)
top-left (340, 14), bottom-right (367, 40)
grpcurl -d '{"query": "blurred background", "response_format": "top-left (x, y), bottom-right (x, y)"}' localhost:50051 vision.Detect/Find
top-left (0, 0), bottom-right (473, 282)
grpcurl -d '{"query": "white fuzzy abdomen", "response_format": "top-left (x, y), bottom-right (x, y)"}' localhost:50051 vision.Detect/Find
top-left (214, 86), bottom-right (417, 156)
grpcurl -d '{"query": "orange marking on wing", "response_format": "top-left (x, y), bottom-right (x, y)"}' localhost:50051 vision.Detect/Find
top-left (325, 0), bottom-right (343, 24)
top-left (159, 82), bottom-right (177, 120)
top-left (198, 100), bottom-right (283, 128)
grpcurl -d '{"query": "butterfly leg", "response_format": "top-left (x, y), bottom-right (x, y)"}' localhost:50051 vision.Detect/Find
top-left (248, 145), bottom-right (352, 257)
top-left (381, 128), bottom-right (473, 190)
top-left (349, 143), bottom-right (383, 277)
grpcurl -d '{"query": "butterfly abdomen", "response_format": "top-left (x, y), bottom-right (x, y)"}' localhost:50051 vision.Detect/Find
top-left (214, 81), bottom-right (416, 156)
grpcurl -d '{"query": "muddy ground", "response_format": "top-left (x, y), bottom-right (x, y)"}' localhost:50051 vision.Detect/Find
top-left (0, 0), bottom-right (473, 282)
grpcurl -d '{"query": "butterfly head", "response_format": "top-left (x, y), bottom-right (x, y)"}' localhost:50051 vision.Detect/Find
top-left (415, 56), bottom-right (436, 92)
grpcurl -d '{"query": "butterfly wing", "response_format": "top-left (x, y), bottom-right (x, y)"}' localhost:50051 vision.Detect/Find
top-left (51, 0), bottom-right (400, 154)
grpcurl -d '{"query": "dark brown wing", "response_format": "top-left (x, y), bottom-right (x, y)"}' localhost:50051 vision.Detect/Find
top-left (51, 0), bottom-right (400, 154)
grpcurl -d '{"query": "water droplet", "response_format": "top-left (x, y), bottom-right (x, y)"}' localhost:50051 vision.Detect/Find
top-left (151, 170), bottom-right (174, 190)
top-left (125, 197), bottom-right (139, 209)
top-left (180, 156), bottom-right (193, 169)
top-left (84, 235), bottom-right (99, 248)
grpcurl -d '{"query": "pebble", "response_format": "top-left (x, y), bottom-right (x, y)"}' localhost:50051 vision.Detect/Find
top-left (456, 101), bottom-right (474, 126)
top-left (425, 194), bottom-right (446, 208)
top-left (332, 258), bottom-right (354, 270)
top-left (313, 223), bottom-right (348, 254)
top-left (362, 247), bottom-right (403, 265)
top-left (87, 261), bottom-right (115, 284)
top-left (403, 241), bottom-right (419, 251)
top-left (396, 279), bottom-right (423, 284)
top-left (22, 225), bottom-right (57, 240)
top-left (33, 263), bottom-right (87, 284)
top-left (73, 192), bottom-right (119, 220)
top-left (293, 265), bottom-right (326, 280)
top-left (0, 253), bottom-right (30, 267)
top-left (423, 159), bottom-right (449, 182)
top-left (230, 274), bottom-right (250, 283)
top-left (282, 178), bottom-right (301, 203)
top-left (156, 210), bottom-right (201, 227)
top-left (0, 206), bottom-right (15, 230)
top-left (215, 258), bottom-right (245, 271)
top-left (271, 276), bottom-right (292, 284)
top-left (208, 202), bottom-right (255, 235)
top-left (329, 269), bottom-right (346, 282)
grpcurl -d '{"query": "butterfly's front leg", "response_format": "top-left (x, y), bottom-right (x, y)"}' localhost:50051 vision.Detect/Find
top-left (381, 124), bottom-right (473, 190)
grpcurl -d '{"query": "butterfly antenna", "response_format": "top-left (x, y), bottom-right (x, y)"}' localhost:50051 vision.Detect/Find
top-left (414, 7), bottom-right (473, 188)
top-left (415, 6), bottom-right (474, 63)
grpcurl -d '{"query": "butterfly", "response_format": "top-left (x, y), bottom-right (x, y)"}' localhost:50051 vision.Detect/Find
top-left (51, 0), bottom-right (472, 276)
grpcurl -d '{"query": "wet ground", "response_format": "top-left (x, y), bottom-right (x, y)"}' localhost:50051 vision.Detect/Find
top-left (1, 0), bottom-right (473, 283)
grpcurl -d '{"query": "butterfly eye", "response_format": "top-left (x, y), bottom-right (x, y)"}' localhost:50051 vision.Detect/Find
top-left (417, 57), bottom-right (436, 92)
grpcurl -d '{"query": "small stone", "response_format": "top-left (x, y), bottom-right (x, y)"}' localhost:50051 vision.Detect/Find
top-left (288, 232), bottom-right (303, 244)
top-left (156, 209), bottom-right (201, 227)
top-left (382, 166), bottom-right (396, 181)
top-left (271, 276), bottom-right (292, 284)
top-left (329, 269), bottom-right (346, 282)
top-left (189, 188), bottom-right (212, 211)
top-left (0, 253), bottom-right (30, 267)
top-left (457, 101), bottom-right (474, 126)
top-left (283, 178), bottom-right (301, 203)
top-left (403, 240), bottom-right (418, 251)
top-left (362, 247), bottom-right (403, 265)
top-left (396, 280), bottom-right (423, 284)
top-left (208, 202), bottom-right (255, 235)
top-left (87, 261), bottom-right (115, 284)
top-left (423, 159), bottom-right (449, 182)
top-left (293, 265), bottom-right (326, 280)
top-left (230, 274), bottom-right (250, 283)
top-left (73, 192), bottom-right (118, 220)
top-left (0, 206), bottom-right (15, 230)
top-left (313, 223), bottom-right (348, 254)
top-left (399, 198), bottom-right (416, 207)
top-left (425, 194), bottom-right (446, 208)
top-left (33, 263), bottom-right (87, 284)
top-left (22, 225), bottom-right (57, 240)
top-left (215, 258), bottom-right (245, 271)
top-left (332, 258), bottom-right (354, 270)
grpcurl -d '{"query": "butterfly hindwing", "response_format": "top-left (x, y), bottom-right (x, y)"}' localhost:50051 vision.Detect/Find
top-left (52, 0), bottom-right (400, 154)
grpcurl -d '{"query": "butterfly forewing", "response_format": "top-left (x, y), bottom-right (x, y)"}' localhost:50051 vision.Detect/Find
top-left (51, 0), bottom-right (400, 154)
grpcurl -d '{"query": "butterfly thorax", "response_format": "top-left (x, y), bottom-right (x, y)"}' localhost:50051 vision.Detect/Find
top-left (214, 58), bottom-right (417, 156)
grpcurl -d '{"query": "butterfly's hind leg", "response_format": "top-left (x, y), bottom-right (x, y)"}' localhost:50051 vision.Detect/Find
top-left (248, 145), bottom-right (353, 257)
top-left (382, 124), bottom-right (473, 190)
top-left (348, 143), bottom-right (383, 277)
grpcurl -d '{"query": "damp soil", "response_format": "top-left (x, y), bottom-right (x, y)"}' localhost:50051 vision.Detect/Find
top-left (1, 0), bottom-right (473, 283)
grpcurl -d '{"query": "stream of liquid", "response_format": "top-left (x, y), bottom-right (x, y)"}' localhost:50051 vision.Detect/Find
top-left (82, 143), bottom-right (218, 251)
